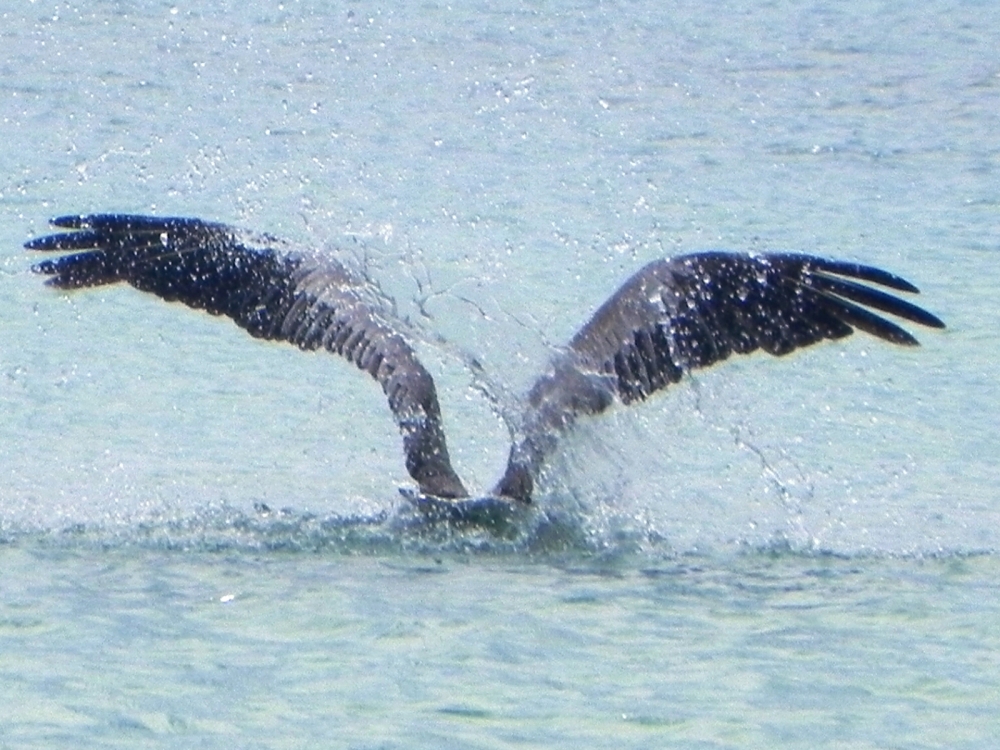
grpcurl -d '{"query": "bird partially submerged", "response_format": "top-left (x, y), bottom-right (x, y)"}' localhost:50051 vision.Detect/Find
top-left (27, 214), bottom-right (945, 508)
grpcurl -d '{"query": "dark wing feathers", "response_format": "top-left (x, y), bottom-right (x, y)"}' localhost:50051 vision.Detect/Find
top-left (29, 214), bottom-right (944, 505)
top-left (573, 252), bottom-right (944, 394)
top-left (767, 253), bottom-right (921, 293)
top-left (492, 251), bottom-right (944, 501)
top-left (28, 213), bottom-right (468, 500)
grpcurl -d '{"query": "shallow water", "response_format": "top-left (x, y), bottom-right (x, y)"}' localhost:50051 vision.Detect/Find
top-left (2, 0), bottom-right (999, 746)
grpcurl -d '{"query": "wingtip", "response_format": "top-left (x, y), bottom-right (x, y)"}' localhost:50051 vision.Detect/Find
top-left (24, 234), bottom-right (70, 252)
top-left (23, 215), bottom-right (91, 250)
top-left (31, 259), bottom-right (57, 275)
top-left (880, 273), bottom-right (921, 295)
top-left (50, 214), bottom-right (92, 229)
top-left (808, 257), bottom-right (923, 294)
top-left (922, 311), bottom-right (947, 330)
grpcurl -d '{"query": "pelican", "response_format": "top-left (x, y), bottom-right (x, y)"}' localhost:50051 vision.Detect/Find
top-left (27, 214), bottom-right (945, 512)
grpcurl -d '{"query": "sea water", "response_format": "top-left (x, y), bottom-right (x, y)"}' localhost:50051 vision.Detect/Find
top-left (1, 0), bottom-right (999, 747)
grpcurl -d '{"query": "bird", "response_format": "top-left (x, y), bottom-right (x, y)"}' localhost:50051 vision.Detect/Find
top-left (27, 213), bottom-right (945, 510)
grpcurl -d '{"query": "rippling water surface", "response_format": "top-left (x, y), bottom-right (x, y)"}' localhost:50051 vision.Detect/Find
top-left (2, 0), bottom-right (998, 746)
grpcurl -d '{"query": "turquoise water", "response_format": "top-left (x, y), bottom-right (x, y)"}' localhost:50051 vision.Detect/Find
top-left (3, 547), bottom-right (999, 748)
top-left (2, 0), bottom-right (999, 746)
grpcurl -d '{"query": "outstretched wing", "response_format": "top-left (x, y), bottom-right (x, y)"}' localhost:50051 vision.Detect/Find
top-left (493, 251), bottom-right (945, 502)
top-left (27, 213), bottom-right (469, 499)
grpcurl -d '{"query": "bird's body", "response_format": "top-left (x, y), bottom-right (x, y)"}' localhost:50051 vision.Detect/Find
top-left (27, 214), bottom-right (945, 507)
